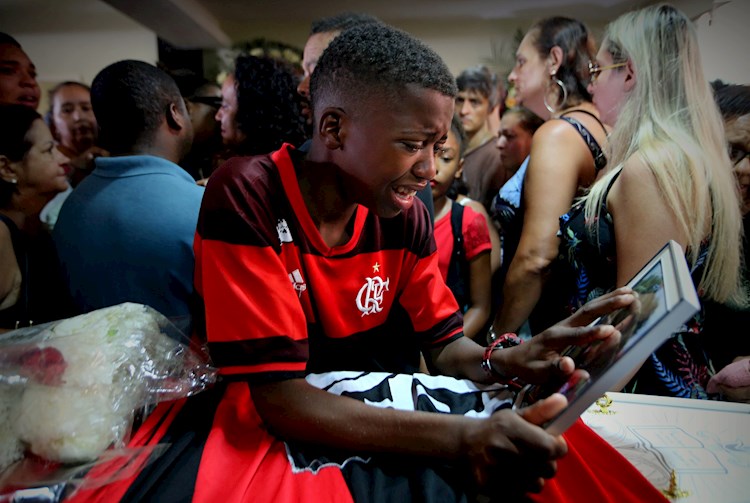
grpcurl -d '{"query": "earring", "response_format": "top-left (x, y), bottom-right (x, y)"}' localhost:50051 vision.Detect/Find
top-left (544, 73), bottom-right (568, 114)
top-left (9, 179), bottom-right (17, 184)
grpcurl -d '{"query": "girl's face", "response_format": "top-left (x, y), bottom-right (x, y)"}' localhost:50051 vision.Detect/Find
top-left (431, 127), bottom-right (462, 201)
top-left (589, 46), bottom-right (629, 126)
top-left (215, 74), bottom-right (246, 147)
top-left (11, 119), bottom-right (69, 196)
top-left (508, 31), bottom-right (550, 119)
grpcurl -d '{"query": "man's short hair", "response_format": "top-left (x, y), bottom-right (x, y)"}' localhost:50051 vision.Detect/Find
top-left (456, 65), bottom-right (500, 108)
top-left (310, 23), bottom-right (457, 114)
top-left (91, 60), bottom-right (183, 155)
top-left (310, 12), bottom-right (381, 35)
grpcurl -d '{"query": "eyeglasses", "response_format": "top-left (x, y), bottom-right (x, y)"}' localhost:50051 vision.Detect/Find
top-left (588, 61), bottom-right (627, 84)
top-left (730, 146), bottom-right (750, 166)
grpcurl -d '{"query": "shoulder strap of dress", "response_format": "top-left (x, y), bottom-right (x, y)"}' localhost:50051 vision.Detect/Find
top-left (560, 109), bottom-right (608, 136)
top-left (557, 113), bottom-right (608, 173)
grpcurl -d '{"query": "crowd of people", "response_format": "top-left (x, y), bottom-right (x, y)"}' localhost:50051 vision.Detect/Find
top-left (0, 3), bottom-right (748, 501)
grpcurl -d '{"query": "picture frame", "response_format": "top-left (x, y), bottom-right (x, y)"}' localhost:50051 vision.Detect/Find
top-left (516, 240), bottom-right (701, 435)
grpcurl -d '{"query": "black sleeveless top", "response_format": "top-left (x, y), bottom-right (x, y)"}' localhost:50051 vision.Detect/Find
top-left (0, 214), bottom-right (76, 329)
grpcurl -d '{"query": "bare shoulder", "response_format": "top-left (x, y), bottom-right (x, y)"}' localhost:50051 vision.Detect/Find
top-left (0, 219), bottom-right (11, 250)
top-left (610, 156), bottom-right (656, 195)
top-left (532, 118), bottom-right (581, 144)
top-left (459, 197), bottom-right (489, 218)
top-left (529, 119), bottom-right (594, 169)
top-left (608, 155), bottom-right (661, 212)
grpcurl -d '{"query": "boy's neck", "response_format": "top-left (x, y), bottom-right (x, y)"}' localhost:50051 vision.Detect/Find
top-left (296, 156), bottom-right (358, 248)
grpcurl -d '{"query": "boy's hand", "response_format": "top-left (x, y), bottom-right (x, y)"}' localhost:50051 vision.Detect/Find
top-left (493, 288), bottom-right (635, 385)
top-left (464, 394), bottom-right (568, 494)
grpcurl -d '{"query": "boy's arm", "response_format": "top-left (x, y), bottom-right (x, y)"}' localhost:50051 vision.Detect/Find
top-left (250, 376), bottom-right (568, 494)
top-left (429, 287), bottom-right (635, 385)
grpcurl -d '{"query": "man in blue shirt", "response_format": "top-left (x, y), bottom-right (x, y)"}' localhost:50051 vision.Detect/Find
top-left (53, 60), bottom-right (203, 321)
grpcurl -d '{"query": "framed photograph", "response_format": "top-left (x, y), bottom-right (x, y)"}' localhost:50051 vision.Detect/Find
top-left (517, 240), bottom-right (701, 435)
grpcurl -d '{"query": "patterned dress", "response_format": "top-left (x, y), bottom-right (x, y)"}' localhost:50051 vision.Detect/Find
top-left (556, 172), bottom-right (716, 399)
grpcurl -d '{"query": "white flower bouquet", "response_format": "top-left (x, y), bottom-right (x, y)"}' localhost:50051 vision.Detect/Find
top-left (0, 303), bottom-right (216, 476)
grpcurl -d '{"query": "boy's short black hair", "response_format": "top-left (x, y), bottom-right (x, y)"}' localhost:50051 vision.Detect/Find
top-left (310, 23), bottom-right (457, 114)
top-left (310, 12), bottom-right (381, 35)
top-left (91, 60), bottom-right (183, 155)
top-left (456, 65), bottom-right (500, 108)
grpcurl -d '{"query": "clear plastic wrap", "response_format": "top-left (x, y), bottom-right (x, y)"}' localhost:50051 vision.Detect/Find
top-left (0, 303), bottom-right (217, 499)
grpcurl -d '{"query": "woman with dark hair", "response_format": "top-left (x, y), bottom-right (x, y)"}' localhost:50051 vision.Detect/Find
top-left (0, 104), bottom-right (73, 330)
top-left (216, 55), bottom-right (307, 157)
top-left (491, 17), bottom-right (611, 339)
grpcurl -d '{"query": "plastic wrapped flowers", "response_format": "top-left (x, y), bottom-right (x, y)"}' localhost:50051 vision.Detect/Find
top-left (0, 303), bottom-right (217, 472)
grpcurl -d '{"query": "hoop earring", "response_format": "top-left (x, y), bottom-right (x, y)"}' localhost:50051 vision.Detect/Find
top-left (544, 76), bottom-right (568, 114)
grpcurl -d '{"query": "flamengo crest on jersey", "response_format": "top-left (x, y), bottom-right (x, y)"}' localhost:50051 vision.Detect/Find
top-left (357, 263), bottom-right (389, 317)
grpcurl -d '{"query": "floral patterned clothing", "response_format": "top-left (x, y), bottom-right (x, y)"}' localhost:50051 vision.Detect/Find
top-left (554, 171), bottom-right (716, 399)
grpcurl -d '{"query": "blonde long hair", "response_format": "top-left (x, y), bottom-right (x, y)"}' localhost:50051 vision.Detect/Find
top-left (583, 4), bottom-right (746, 306)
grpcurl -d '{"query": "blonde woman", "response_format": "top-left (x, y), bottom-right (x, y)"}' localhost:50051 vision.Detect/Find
top-left (557, 4), bottom-right (747, 398)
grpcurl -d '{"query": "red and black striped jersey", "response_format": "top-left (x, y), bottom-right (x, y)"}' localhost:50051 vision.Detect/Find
top-left (195, 145), bottom-right (463, 382)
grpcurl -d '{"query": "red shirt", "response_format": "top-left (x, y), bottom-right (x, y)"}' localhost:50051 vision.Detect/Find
top-left (433, 202), bottom-right (492, 281)
top-left (194, 145), bottom-right (463, 381)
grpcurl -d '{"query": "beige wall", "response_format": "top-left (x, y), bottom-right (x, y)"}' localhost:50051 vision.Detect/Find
top-left (694, 0), bottom-right (750, 84)
top-left (16, 29), bottom-right (158, 113)
top-left (3, 0), bottom-right (746, 114)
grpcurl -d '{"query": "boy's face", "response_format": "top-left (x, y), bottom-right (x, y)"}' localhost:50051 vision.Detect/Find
top-left (334, 84), bottom-right (454, 218)
top-left (431, 127), bottom-right (462, 200)
top-left (455, 89), bottom-right (490, 136)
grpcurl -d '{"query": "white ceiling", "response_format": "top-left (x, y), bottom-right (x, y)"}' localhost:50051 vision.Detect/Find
top-left (0, 0), bottom-right (721, 49)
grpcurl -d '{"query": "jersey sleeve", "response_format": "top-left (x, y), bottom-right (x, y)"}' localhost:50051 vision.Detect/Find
top-left (461, 206), bottom-right (492, 261)
top-left (194, 156), bottom-right (308, 383)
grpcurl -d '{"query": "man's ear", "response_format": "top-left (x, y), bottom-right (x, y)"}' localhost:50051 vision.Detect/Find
top-left (547, 46), bottom-right (564, 75)
top-left (623, 59), bottom-right (637, 93)
top-left (318, 107), bottom-right (345, 150)
top-left (166, 102), bottom-right (186, 132)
